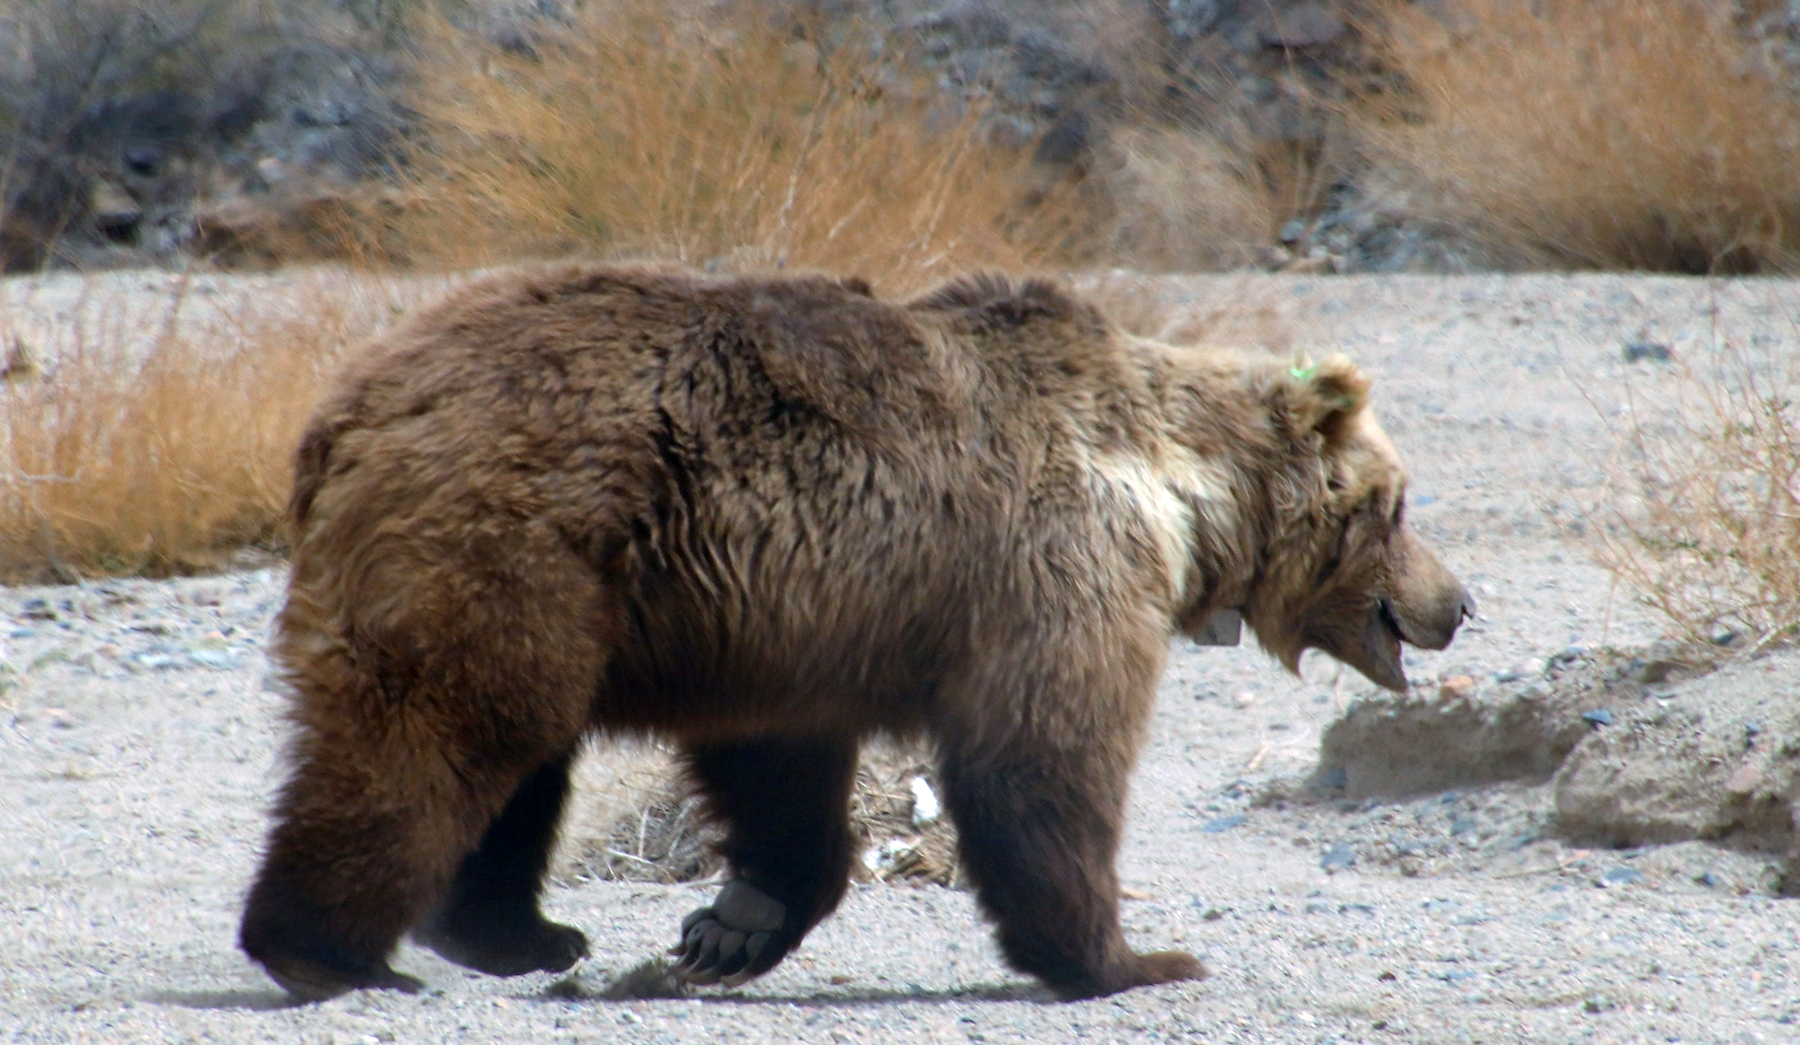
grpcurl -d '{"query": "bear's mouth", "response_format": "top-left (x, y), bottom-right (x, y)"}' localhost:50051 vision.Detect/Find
top-left (1356, 599), bottom-right (1409, 692)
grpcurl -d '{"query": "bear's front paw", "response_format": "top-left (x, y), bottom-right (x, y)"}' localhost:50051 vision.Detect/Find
top-left (668, 879), bottom-right (789, 987)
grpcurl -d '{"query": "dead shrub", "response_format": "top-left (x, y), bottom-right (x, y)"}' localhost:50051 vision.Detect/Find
top-left (1352, 0), bottom-right (1800, 274)
top-left (396, 0), bottom-right (1090, 294)
top-left (1093, 124), bottom-right (1304, 273)
top-left (1077, 270), bottom-right (1294, 354)
top-left (1595, 314), bottom-right (1800, 651)
top-left (0, 270), bottom-right (433, 581)
top-left (559, 740), bottom-right (961, 888)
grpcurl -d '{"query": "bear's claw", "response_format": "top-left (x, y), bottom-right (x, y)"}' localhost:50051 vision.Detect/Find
top-left (669, 879), bottom-right (788, 987)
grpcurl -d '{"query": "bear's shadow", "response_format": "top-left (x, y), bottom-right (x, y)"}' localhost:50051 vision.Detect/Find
top-left (149, 988), bottom-right (304, 1011)
top-left (542, 961), bottom-right (1049, 1006)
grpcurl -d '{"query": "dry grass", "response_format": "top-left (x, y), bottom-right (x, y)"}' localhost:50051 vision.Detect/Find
top-left (0, 271), bottom-right (431, 582)
top-left (1093, 123), bottom-right (1335, 273)
top-left (397, 1), bottom-right (1090, 295)
top-left (1077, 270), bottom-right (1295, 355)
top-left (1352, 0), bottom-right (1800, 274)
top-left (558, 740), bottom-right (961, 888)
top-left (1595, 313), bottom-right (1800, 652)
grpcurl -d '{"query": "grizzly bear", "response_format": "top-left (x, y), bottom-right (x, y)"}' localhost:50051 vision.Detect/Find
top-left (239, 265), bottom-right (1473, 1002)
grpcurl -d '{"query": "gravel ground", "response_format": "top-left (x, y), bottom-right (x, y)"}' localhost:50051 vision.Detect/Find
top-left (5, 271), bottom-right (1800, 1044)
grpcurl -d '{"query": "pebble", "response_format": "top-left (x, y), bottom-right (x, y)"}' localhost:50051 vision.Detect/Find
top-left (1438, 675), bottom-right (1476, 699)
top-left (189, 648), bottom-right (238, 670)
top-left (1621, 340), bottom-right (1673, 363)
top-left (1320, 844), bottom-right (1356, 872)
top-left (1581, 709), bottom-right (1615, 727)
top-left (1201, 813), bottom-right (1248, 834)
top-left (1599, 866), bottom-right (1644, 888)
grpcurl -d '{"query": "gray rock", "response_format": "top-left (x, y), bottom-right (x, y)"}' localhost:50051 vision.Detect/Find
top-left (1262, 2), bottom-right (1346, 50)
top-left (1201, 813), bottom-right (1248, 834)
top-left (1315, 684), bottom-right (1589, 798)
top-left (1622, 341), bottom-right (1674, 364)
top-left (1553, 648), bottom-right (1800, 862)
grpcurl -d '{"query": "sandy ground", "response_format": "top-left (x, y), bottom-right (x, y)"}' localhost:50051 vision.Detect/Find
top-left (5, 271), bottom-right (1800, 1044)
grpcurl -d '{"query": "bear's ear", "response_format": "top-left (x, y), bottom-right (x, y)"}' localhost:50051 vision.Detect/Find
top-left (1282, 354), bottom-right (1370, 444)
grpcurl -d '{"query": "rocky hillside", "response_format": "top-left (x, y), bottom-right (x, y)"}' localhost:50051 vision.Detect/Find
top-left (6, 0), bottom-right (1800, 275)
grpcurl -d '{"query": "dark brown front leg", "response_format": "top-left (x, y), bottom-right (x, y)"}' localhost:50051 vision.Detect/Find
top-left (671, 737), bottom-right (859, 987)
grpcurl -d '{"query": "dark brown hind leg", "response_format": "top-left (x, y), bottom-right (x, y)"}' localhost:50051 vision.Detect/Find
top-left (238, 719), bottom-right (524, 1001)
top-left (936, 736), bottom-right (1205, 1000)
top-left (413, 750), bottom-right (590, 976)
top-left (669, 737), bottom-right (859, 987)
top-left (240, 537), bottom-right (607, 1001)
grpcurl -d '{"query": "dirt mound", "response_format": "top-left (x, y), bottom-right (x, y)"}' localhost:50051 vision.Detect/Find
top-left (1274, 644), bottom-right (1800, 893)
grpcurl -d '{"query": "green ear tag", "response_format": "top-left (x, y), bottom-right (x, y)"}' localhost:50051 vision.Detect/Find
top-left (1289, 364), bottom-right (1318, 381)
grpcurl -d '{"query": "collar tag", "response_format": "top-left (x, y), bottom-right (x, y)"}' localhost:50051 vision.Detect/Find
top-left (1194, 608), bottom-right (1242, 646)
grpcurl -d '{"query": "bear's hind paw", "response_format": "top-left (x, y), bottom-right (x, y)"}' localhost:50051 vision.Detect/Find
top-left (414, 914), bottom-right (590, 977)
top-left (262, 955), bottom-right (424, 1003)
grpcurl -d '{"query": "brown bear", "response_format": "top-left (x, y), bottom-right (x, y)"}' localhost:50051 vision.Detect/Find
top-left (239, 264), bottom-right (1473, 1002)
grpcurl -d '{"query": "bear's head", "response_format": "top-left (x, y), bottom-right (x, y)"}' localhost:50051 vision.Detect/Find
top-left (1191, 354), bottom-right (1474, 691)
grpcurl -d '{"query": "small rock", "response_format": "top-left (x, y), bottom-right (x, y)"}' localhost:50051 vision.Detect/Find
top-left (1549, 646), bottom-right (1584, 668)
top-left (1699, 871), bottom-right (1723, 888)
top-left (188, 648), bottom-right (238, 671)
top-left (1724, 759), bottom-right (1762, 795)
top-left (1622, 341), bottom-right (1673, 363)
top-left (1278, 219), bottom-right (1307, 244)
top-left (1438, 675), bottom-right (1475, 699)
top-left (1200, 813), bottom-right (1248, 834)
top-left (1232, 690), bottom-right (1258, 708)
top-left (1320, 843), bottom-right (1355, 872)
top-left (20, 598), bottom-right (56, 621)
top-left (908, 776), bottom-right (940, 826)
top-left (1712, 627), bottom-right (1741, 647)
top-left (1581, 709), bottom-right (1615, 727)
top-left (1599, 866), bottom-right (1643, 887)
top-left (1263, 2), bottom-right (1346, 49)
top-left (1583, 995), bottom-right (1615, 1014)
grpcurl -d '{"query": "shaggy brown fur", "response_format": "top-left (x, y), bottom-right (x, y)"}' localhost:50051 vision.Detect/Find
top-left (239, 264), bottom-right (1472, 1002)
